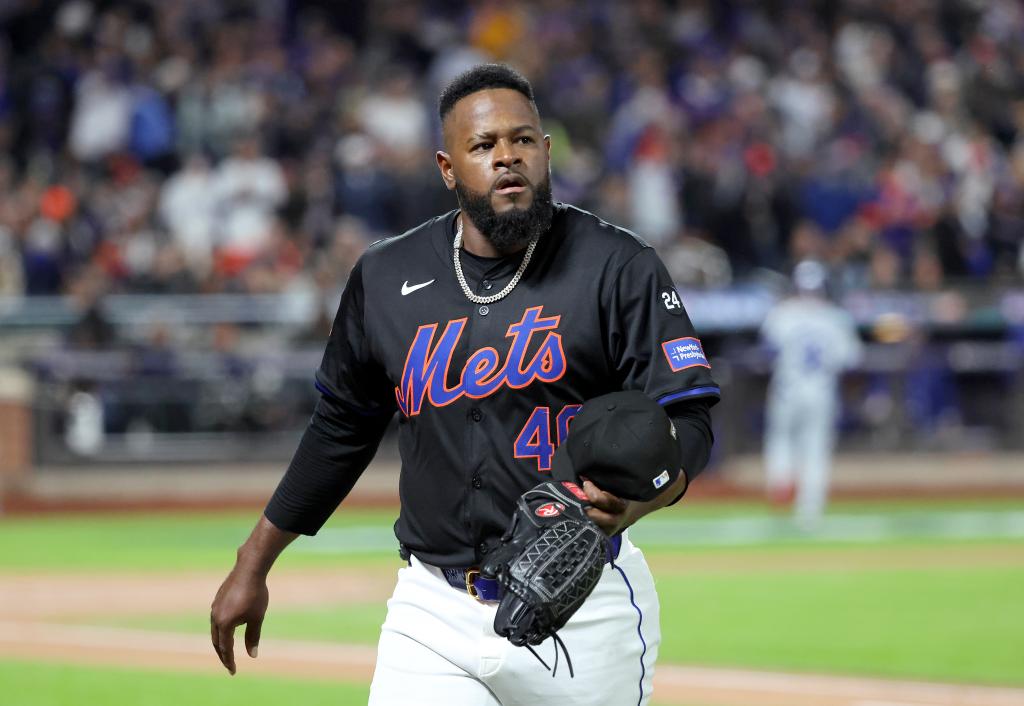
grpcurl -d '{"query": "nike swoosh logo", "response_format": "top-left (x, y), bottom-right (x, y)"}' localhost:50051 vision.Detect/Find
top-left (401, 279), bottom-right (435, 296)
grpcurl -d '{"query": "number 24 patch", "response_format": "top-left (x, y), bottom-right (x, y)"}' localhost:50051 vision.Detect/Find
top-left (659, 286), bottom-right (684, 315)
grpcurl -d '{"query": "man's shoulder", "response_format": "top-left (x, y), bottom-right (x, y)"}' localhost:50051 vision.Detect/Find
top-left (557, 203), bottom-right (650, 257)
top-left (361, 211), bottom-right (454, 263)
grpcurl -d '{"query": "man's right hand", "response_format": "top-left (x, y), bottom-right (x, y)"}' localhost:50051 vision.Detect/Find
top-left (210, 565), bottom-right (269, 675)
top-left (209, 515), bottom-right (298, 674)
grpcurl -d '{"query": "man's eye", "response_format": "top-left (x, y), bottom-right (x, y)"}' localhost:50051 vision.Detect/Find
top-left (473, 143), bottom-right (493, 151)
top-left (518, 136), bottom-right (533, 144)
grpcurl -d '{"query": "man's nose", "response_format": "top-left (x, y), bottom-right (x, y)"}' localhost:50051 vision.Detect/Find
top-left (492, 140), bottom-right (523, 170)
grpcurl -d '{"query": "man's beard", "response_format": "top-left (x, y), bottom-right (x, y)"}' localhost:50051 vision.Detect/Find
top-left (455, 174), bottom-right (554, 254)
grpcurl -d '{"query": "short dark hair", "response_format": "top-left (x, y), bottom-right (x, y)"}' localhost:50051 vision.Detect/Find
top-left (438, 63), bottom-right (536, 122)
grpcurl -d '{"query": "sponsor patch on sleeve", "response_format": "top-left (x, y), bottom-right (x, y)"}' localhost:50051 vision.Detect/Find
top-left (662, 337), bottom-right (710, 372)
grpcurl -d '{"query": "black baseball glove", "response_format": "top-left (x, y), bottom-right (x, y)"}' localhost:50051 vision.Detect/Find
top-left (480, 481), bottom-right (610, 650)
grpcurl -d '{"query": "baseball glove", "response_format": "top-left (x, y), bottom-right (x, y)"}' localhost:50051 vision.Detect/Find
top-left (480, 480), bottom-right (610, 652)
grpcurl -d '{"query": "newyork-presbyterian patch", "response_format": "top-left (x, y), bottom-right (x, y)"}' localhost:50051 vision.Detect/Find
top-left (661, 337), bottom-right (710, 371)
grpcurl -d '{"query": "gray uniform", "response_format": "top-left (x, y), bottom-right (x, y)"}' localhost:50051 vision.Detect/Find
top-left (761, 296), bottom-right (862, 526)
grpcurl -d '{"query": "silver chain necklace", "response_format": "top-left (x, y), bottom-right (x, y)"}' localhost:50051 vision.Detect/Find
top-left (452, 217), bottom-right (539, 305)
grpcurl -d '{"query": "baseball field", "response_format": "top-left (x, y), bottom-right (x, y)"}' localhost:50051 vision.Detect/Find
top-left (2, 498), bottom-right (1023, 706)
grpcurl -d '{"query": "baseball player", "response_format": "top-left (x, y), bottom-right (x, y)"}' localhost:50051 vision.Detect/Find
top-left (210, 64), bottom-right (719, 705)
top-left (761, 260), bottom-right (862, 529)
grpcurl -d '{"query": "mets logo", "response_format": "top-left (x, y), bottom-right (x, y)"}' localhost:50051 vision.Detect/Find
top-left (395, 306), bottom-right (566, 417)
top-left (535, 502), bottom-right (566, 518)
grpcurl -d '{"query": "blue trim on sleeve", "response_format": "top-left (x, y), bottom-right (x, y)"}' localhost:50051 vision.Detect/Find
top-left (313, 379), bottom-right (338, 400)
top-left (313, 378), bottom-right (393, 418)
top-left (613, 563), bottom-right (648, 706)
top-left (657, 386), bottom-right (721, 406)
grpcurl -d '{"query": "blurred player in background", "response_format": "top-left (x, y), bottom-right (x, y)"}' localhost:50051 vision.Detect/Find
top-left (761, 261), bottom-right (863, 529)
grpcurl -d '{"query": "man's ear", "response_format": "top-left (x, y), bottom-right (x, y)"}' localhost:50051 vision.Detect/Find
top-left (436, 151), bottom-right (456, 191)
top-left (544, 134), bottom-right (551, 156)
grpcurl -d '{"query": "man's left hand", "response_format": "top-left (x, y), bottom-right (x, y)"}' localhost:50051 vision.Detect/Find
top-left (582, 480), bottom-right (631, 536)
top-left (583, 468), bottom-right (689, 536)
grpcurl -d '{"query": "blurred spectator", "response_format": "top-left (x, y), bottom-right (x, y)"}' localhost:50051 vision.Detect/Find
top-left (64, 264), bottom-right (115, 349)
top-left (159, 153), bottom-right (215, 274)
top-left (0, 0), bottom-right (1020, 301)
top-left (769, 48), bottom-right (836, 161)
top-left (356, 67), bottom-right (428, 154)
top-left (69, 66), bottom-right (133, 162)
top-left (868, 244), bottom-right (902, 289)
top-left (64, 385), bottom-right (105, 457)
top-left (0, 224), bottom-right (23, 296)
top-left (209, 133), bottom-right (286, 268)
top-left (662, 232), bottom-right (732, 288)
top-left (3, 0), bottom-right (1023, 464)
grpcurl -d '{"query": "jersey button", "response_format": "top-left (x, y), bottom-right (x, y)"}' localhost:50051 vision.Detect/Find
top-left (472, 474), bottom-right (483, 489)
top-left (478, 305), bottom-right (489, 316)
top-left (470, 408), bottom-right (483, 422)
top-left (483, 279), bottom-right (493, 290)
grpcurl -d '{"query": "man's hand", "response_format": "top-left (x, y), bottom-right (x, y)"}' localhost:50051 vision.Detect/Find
top-left (582, 480), bottom-right (631, 536)
top-left (209, 515), bottom-right (298, 674)
top-left (210, 565), bottom-right (269, 675)
top-left (583, 468), bottom-right (689, 536)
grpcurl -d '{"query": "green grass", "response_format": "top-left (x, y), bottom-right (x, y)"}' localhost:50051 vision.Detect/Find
top-left (4, 498), bottom-right (1020, 572)
top-left (0, 509), bottom-right (401, 573)
top-left (4, 500), bottom-right (1024, 691)
top-left (0, 659), bottom-right (370, 706)
top-left (658, 562), bottom-right (1024, 685)
top-left (98, 542), bottom-right (1024, 685)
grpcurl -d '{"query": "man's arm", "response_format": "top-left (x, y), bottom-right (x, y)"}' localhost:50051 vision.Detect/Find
top-left (583, 468), bottom-right (688, 535)
top-left (210, 515), bottom-right (297, 675)
top-left (584, 398), bottom-right (713, 535)
top-left (209, 393), bottom-right (392, 674)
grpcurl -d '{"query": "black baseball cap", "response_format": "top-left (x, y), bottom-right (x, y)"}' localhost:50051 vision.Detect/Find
top-left (550, 391), bottom-right (682, 502)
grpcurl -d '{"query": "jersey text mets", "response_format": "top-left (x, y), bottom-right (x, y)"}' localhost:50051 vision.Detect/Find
top-left (396, 306), bottom-right (565, 416)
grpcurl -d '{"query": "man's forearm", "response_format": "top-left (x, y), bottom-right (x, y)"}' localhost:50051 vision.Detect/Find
top-left (620, 468), bottom-right (688, 528)
top-left (666, 400), bottom-right (714, 485)
top-left (234, 515), bottom-right (299, 577)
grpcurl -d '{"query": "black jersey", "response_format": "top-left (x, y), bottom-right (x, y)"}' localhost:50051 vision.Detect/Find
top-left (274, 204), bottom-right (719, 566)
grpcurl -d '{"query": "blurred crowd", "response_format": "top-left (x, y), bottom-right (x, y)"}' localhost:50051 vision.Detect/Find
top-left (2, 0), bottom-right (1024, 307)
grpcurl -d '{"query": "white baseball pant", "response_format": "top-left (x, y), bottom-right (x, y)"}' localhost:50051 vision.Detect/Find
top-left (368, 531), bottom-right (660, 705)
top-left (764, 387), bottom-right (838, 527)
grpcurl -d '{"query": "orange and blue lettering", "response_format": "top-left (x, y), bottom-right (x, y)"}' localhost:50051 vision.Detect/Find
top-left (395, 306), bottom-right (566, 417)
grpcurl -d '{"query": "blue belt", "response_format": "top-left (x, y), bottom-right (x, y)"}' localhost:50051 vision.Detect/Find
top-left (441, 533), bottom-right (622, 602)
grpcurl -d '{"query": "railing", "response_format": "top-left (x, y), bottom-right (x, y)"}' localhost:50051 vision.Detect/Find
top-left (6, 286), bottom-right (1023, 466)
top-left (0, 292), bottom-right (325, 329)
top-left (2, 284), bottom-right (1023, 332)
top-left (23, 340), bottom-right (1024, 466)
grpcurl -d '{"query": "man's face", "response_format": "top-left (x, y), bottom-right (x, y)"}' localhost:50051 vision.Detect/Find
top-left (438, 88), bottom-right (553, 251)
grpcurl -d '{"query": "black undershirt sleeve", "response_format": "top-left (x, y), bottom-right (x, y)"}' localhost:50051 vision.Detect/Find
top-left (665, 398), bottom-right (714, 505)
top-left (263, 393), bottom-right (393, 535)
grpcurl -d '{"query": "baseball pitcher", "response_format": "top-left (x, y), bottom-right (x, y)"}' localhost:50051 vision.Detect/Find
top-left (211, 64), bottom-right (720, 706)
